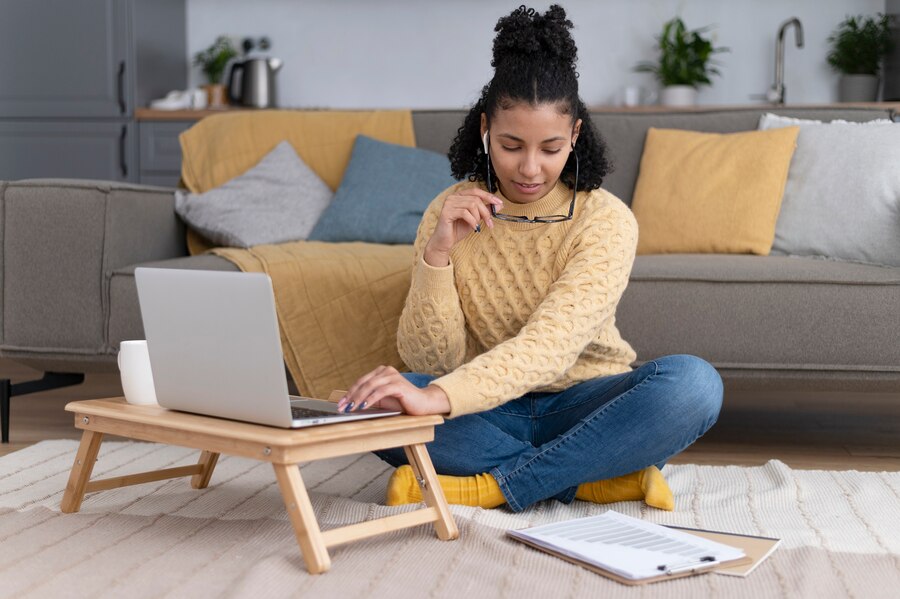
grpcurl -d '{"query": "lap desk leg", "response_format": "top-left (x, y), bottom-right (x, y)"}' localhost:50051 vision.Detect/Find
top-left (60, 398), bottom-right (459, 574)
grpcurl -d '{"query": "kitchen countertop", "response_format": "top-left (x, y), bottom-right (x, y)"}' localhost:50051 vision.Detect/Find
top-left (135, 107), bottom-right (249, 120)
top-left (135, 102), bottom-right (900, 121)
top-left (588, 102), bottom-right (900, 113)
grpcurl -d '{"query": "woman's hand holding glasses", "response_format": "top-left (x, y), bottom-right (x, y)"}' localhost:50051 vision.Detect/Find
top-left (423, 189), bottom-right (503, 267)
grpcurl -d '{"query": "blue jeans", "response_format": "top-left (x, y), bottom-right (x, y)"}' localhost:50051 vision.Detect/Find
top-left (374, 354), bottom-right (723, 512)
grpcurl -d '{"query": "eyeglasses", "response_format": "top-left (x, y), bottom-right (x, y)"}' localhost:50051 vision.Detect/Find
top-left (485, 136), bottom-right (579, 224)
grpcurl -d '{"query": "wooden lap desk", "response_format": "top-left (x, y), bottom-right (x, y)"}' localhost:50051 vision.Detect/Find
top-left (60, 396), bottom-right (459, 574)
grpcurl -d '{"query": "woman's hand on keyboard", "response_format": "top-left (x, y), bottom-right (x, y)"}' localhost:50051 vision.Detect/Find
top-left (337, 365), bottom-right (451, 416)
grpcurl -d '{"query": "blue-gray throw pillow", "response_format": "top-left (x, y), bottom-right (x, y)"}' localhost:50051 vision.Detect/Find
top-left (308, 135), bottom-right (458, 244)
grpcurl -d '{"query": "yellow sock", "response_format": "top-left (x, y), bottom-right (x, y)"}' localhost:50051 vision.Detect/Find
top-left (575, 466), bottom-right (675, 511)
top-left (385, 465), bottom-right (506, 509)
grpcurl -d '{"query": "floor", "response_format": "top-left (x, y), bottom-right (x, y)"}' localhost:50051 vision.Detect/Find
top-left (1, 358), bottom-right (898, 471)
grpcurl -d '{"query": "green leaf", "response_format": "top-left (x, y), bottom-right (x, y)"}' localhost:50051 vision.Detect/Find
top-left (632, 17), bottom-right (729, 88)
top-left (827, 13), bottom-right (894, 75)
top-left (193, 36), bottom-right (239, 85)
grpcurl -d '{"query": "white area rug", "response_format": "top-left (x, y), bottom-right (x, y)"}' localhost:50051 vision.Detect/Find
top-left (1, 440), bottom-right (898, 598)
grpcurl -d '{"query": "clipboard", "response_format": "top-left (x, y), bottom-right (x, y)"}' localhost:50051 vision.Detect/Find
top-left (506, 511), bottom-right (774, 586)
top-left (666, 526), bottom-right (781, 577)
top-left (510, 535), bottom-right (752, 585)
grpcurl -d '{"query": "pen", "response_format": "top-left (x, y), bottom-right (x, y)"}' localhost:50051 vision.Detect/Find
top-left (657, 555), bottom-right (717, 575)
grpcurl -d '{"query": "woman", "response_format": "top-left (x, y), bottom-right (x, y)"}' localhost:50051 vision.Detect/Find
top-left (336, 5), bottom-right (722, 512)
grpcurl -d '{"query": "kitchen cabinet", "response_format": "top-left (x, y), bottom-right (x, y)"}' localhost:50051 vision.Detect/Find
top-left (0, 121), bottom-right (136, 182)
top-left (0, 0), bottom-right (185, 182)
top-left (0, 0), bottom-right (130, 118)
top-left (138, 121), bottom-right (193, 187)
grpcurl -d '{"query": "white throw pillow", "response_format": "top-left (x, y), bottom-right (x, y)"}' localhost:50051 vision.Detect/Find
top-left (758, 113), bottom-right (900, 267)
top-left (175, 141), bottom-right (333, 248)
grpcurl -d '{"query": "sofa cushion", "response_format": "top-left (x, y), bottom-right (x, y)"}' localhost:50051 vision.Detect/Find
top-left (630, 126), bottom-right (799, 255)
top-left (107, 255), bottom-right (239, 347)
top-left (412, 110), bottom-right (469, 155)
top-left (174, 141), bottom-right (333, 248)
top-left (617, 254), bottom-right (900, 372)
top-left (308, 135), bottom-right (458, 244)
top-left (759, 113), bottom-right (900, 267)
top-left (1, 179), bottom-right (184, 355)
top-left (590, 107), bottom-right (892, 205)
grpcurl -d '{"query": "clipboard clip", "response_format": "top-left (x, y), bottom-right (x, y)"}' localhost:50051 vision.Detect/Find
top-left (657, 555), bottom-right (718, 576)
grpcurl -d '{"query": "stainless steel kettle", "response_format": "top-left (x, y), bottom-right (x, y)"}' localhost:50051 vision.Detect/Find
top-left (227, 57), bottom-right (283, 108)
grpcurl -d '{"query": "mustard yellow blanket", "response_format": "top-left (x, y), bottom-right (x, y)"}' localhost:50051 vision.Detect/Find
top-left (214, 242), bottom-right (414, 399)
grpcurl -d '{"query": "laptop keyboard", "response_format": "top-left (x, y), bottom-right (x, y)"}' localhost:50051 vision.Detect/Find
top-left (291, 406), bottom-right (337, 420)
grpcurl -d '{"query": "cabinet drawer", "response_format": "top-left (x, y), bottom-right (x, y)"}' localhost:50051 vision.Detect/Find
top-left (139, 121), bottom-right (193, 172)
top-left (0, 120), bottom-right (135, 182)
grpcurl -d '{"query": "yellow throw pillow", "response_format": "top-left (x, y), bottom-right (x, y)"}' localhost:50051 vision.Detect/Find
top-left (630, 126), bottom-right (799, 255)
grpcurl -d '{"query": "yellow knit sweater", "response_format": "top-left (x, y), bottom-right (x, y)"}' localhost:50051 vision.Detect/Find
top-left (397, 179), bottom-right (639, 418)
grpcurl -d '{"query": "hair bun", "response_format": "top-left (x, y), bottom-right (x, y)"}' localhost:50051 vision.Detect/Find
top-left (491, 4), bottom-right (577, 70)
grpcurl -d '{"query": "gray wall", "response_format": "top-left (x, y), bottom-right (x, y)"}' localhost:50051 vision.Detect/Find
top-left (186, 0), bottom-right (886, 109)
top-left (885, 0), bottom-right (900, 99)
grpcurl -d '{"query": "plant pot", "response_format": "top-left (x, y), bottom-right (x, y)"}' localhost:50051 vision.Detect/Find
top-left (838, 75), bottom-right (879, 102)
top-left (659, 85), bottom-right (698, 107)
top-left (203, 83), bottom-right (228, 108)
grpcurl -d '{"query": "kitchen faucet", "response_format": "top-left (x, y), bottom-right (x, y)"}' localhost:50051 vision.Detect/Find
top-left (759, 18), bottom-right (804, 104)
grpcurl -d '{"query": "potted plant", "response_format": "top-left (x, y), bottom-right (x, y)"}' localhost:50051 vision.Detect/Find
top-left (634, 17), bottom-right (728, 106)
top-left (193, 36), bottom-right (239, 108)
top-left (827, 14), bottom-right (894, 102)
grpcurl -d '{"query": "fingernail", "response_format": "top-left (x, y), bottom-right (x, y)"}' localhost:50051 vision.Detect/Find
top-left (345, 402), bottom-right (355, 412)
top-left (360, 401), bottom-right (368, 410)
top-left (474, 224), bottom-right (481, 233)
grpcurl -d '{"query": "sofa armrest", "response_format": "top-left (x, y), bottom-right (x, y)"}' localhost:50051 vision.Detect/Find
top-left (0, 179), bottom-right (187, 357)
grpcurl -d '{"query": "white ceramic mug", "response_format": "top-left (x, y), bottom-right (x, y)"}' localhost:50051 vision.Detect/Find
top-left (623, 85), bottom-right (642, 107)
top-left (117, 340), bottom-right (158, 405)
top-left (190, 88), bottom-right (208, 109)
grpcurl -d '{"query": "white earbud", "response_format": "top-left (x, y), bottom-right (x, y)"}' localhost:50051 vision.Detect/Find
top-left (482, 130), bottom-right (489, 154)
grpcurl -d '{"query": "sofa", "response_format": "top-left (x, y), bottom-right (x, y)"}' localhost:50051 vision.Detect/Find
top-left (2, 106), bottom-right (899, 442)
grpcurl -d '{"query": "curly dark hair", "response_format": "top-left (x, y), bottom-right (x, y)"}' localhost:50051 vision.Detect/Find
top-left (448, 4), bottom-right (611, 192)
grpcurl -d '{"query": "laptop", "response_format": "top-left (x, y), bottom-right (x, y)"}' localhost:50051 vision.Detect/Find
top-left (134, 267), bottom-right (402, 428)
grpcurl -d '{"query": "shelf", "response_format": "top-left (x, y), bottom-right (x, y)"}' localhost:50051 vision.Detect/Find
top-left (135, 102), bottom-right (900, 122)
top-left (587, 102), bottom-right (900, 113)
top-left (134, 107), bottom-right (250, 121)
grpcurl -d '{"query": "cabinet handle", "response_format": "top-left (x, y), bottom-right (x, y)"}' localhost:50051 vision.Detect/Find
top-left (119, 125), bottom-right (128, 178)
top-left (117, 61), bottom-right (126, 114)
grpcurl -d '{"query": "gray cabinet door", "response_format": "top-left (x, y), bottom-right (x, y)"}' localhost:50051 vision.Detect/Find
top-left (139, 121), bottom-right (190, 172)
top-left (0, 121), bottom-right (136, 182)
top-left (138, 120), bottom-right (191, 187)
top-left (0, 0), bottom-right (130, 117)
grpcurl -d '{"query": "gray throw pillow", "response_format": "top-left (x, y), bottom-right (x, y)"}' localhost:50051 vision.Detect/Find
top-left (759, 113), bottom-right (900, 267)
top-left (175, 141), bottom-right (333, 248)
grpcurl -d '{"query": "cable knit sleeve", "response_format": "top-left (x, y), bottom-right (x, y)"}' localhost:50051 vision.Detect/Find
top-left (431, 202), bottom-right (638, 418)
top-left (396, 187), bottom-right (469, 375)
